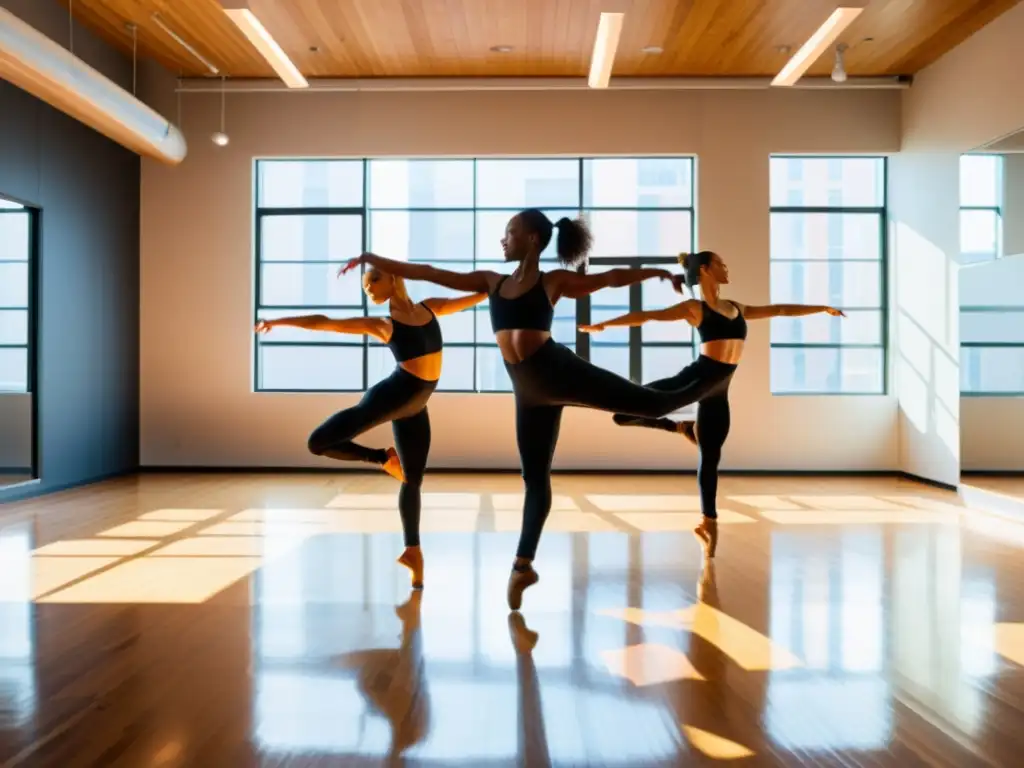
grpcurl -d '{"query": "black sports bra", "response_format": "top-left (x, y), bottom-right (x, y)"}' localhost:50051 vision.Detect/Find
top-left (387, 304), bottom-right (442, 362)
top-left (697, 300), bottom-right (747, 342)
top-left (488, 275), bottom-right (554, 332)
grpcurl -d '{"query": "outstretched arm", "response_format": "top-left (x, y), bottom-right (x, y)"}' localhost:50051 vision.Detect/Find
top-left (423, 292), bottom-right (488, 317)
top-left (579, 300), bottom-right (700, 332)
top-left (340, 253), bottom-right (498, 294)
top-left (549, 267), bottom-right (679, 300)
top-left (741, 303), bottom-right (844, 320)
top-left (255, 314), bottom-right (390, 343)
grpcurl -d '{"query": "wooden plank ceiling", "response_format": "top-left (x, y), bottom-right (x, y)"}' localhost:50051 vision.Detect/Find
top-left (57, 0), bottom-right (1022, 80)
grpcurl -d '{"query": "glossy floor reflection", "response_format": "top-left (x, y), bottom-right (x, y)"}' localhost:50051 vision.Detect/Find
top-left (1, 473), bottom-right (1023, 766)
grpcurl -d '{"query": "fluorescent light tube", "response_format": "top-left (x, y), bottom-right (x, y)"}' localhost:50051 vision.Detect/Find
top-left (772, 7), bottom-right (864, 87)
top-left (0, 7), bottom-right (186, 164)
top-left (219, 1), bottom-right (307, 89)
top-left (588, 12), bottom-right (625, 89)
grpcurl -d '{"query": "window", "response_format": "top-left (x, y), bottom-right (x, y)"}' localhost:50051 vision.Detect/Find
top-left (959, 154), bottom-right (1002, 265)
top-left (255, 158), bottom-right (695, 392)
top-left (960, 307), bottom-right (1024, 395)
top-left (769, 157), bottom-right (887, 395)
top-left (0, 200), bottom-right (31, 393)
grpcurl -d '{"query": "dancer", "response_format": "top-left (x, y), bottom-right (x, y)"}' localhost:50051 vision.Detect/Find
top-left (255, 267), bottom-right (485, 587)
top-left (340, 211), bottom-right (738, 610)
top-left (580, 250), bottom-right (844, 557)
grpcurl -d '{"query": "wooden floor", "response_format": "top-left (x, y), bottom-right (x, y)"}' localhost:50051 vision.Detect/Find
top-left (2, 472), bottom-right (1024, 767)
top-left (964, 474), bottom-right (1024, 501)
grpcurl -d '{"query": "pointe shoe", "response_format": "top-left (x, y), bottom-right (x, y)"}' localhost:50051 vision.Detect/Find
top-left (381, 448), bottom-right (406, 483)
top-left (508, 612), bottom-right (539, 654)
top-left (507, 565), bottom-right (540, 611)
top-left (679, 420), bottom-right (698, 446)
top-left (693, 518), bottom-right (719, 558)
top-left (397, 547), bottom-right (424, 590)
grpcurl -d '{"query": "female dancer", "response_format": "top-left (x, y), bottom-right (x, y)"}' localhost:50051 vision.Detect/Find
top-left (255, 267), bottom-right (485, 588)
top-left (581, 250), bottom-right (844, 557)
top-left (340, 211), bottom-right (736, 610)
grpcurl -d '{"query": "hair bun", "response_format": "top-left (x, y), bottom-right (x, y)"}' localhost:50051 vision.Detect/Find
top-left (677, 252), bottom-right (689, 267)
top-left (555, 216), bottom-right (573, 228)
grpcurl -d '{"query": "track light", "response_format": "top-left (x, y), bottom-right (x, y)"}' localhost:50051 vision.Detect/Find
top-left (831, 43), bottom-right (848, 83)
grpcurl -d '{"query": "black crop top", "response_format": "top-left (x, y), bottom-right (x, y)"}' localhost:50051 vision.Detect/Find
top-left (488, 275), bottom-right (554, 332)
top-left (697, 300), bottom-right (748, 342)
top-left (387, 304), bottom-right (442, 362)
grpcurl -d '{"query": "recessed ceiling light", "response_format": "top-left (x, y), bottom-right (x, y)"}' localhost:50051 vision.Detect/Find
top-left (641, 45), bottom-right (663, 55)
top-left (490, 45), bottom-right (513, 53)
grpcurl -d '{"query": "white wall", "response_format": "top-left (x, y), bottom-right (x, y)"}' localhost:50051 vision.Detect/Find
top-left (898, 2), bottom-right (1024, 482)
top-left (0, 393), bottom-right (31, 470)
top-left (960, 255), bottom-right (1024, 471)
top-left (139, 80), bottom-right (901, 470)
top-left (888, 154), bottom-right (961, 486)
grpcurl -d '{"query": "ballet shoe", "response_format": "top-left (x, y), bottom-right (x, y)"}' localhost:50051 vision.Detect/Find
top-left (507, 564), bottom-right (540, 611)
top-left (507, 612), bottom-right (539, 654)
top-left (679, 420), bottom-right (698, 446)
top-left (693, 517), bottom-right (719, 558)
top-left (381, 448), bottom-right (406, 483)
top-left (397, 547), bottom-right (424, 590)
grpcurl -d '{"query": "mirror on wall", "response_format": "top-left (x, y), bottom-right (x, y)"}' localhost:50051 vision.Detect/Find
top-left (958, 133), bottom-right (1024, 498)
top-left (0, 195), bottom-right (36, 490)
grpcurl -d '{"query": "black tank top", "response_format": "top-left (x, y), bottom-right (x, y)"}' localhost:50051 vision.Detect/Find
top-left (697, 300), bottom-right (748, 342)
top-left (387, 304), bottom-right (442, 362)
top-left (489, 275), bottom-right (554, 332)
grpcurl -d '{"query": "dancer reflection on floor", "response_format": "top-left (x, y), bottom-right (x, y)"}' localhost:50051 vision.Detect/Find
top-left (340, 212), bottom-right (734, 610)
top-left (581, 250), bottom-right (844, 558)
top-left (255, 267), bottom-right (484, 587)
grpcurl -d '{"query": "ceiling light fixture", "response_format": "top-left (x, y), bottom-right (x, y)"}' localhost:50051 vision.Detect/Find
top-left (588, 12), bottom-right (625, 88)
top-left (831, 43), bottom-right (848, 83)
top-left (218, 0), bottom-right (307, 88)
top-left (771, 5), bottom-right (864, 87)
top-left (641, 45), bottom-right (663, 55)
top-left (490, 45), bottom-right (513, 53)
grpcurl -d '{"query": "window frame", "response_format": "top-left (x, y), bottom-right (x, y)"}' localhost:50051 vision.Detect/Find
top-left (253, 157), bottom-right (696, 393)
top-left (0, 205), bottom-right (36, 397)
top-left (960, 304), bottom-right (1024, 397)
top-left (958, 153), bottom-right (1003, 264)
top-left (768, 155), bottom-right (889, 396)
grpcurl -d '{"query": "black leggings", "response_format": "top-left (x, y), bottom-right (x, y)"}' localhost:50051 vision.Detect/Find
top-left (506, 340), bottom-right (735, 559)
top-left (612, 357), bottom-right (736, 520)
top-left (307, 367), bottom-right (436, 547)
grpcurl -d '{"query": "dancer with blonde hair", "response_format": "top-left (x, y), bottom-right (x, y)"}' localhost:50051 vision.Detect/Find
top-left (256, 266), bottom-right (485, 588)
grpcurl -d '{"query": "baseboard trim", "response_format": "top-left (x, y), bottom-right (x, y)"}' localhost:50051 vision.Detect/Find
top-left (0, 468), bottom-right (136, 505)
top-left (897, 472), bottom-right (958, 492)
top-left (961, 470), bottom-right (1024, 477)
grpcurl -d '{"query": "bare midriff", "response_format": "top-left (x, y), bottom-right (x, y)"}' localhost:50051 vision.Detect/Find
top-left (496, 329), bottom-right (551, 365)
top-left (700, 339), bottom-right (745, 365)
top-left (399, 351), bottom-right (443, 381)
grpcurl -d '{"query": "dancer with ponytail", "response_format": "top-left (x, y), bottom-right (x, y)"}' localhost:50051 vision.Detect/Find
top-left (581, 250), bottom-right (845, 557)
top-left (340, 212), bottom-right (738, 610)
top-left (255, 267), bottom-right (485, 588)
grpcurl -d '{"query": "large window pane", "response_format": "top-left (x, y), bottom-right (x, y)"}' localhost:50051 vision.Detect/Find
top-left (368, 160), bottom-right (473, 208)
top-left (583, 158), bottom-right (692, 208)
top-left (961, 310), bottom-right (1024, 343)
top-left (961, 347), bottom-right (1024, 394)
top-left (260, 215), bottom-right (362, 262)
top-left (586, 211), bottom-right (692, 258)
top-left (260, 263), bottom-right (364, 308)
top-left (0, 264), bottom-right (28, 307)
top-left (770, 213), bottom-right (880, 261)
top-left (0, 213), bottom-right (29, 261)
top-left (770, 158), bottom-right (884, 207)
top-left (771, 347), bottom-right (884, 394)
top-left (0, 348), bottom-right (27, 392)
top-left (772, 310), bottom-right (882, 345)
top-left (642, 346), bottom-right (694, 383)
top-left (0, 310), bottom-right (28, 345)
top-left (960, 155), bottom-right (1001, 208)
top-left (258, 345), bottom-right (363, 390)
top-left (959, 209), bottom-right (999, 263)
top-left (369, 211), bottom-right (474, 262)
top-left (475, 160), bottom-right (580, 208)
top-left (770, 261), bottom-right (881, 306)
top-left (258, 161), bottom-right (363, 208)
top-left (475, 347), bottom-right (513, 392)
top-left (589, 345), bottom-right (630, 381)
